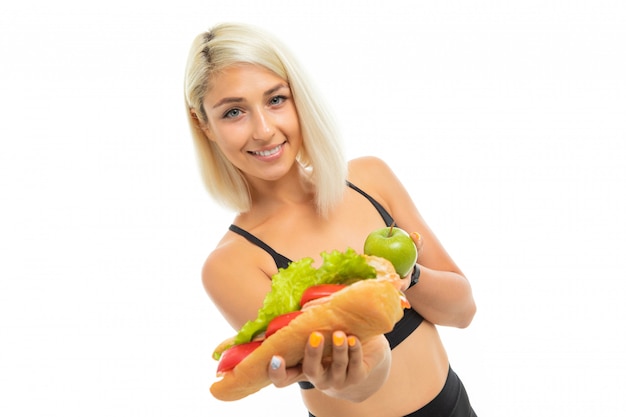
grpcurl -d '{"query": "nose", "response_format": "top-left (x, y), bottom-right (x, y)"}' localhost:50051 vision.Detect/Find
top-left (251, 108), bottom-right (275, 141)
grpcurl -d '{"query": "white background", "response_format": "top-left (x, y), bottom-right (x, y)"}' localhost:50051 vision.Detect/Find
top-left (1, 1), bottom-right (625, 416)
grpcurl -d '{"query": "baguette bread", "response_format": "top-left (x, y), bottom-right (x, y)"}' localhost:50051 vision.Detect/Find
top-left (210, 256), bottom-right (405, 401)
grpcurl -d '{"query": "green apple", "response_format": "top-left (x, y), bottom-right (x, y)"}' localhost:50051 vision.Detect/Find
top-left (363, 224), bottom-right (418, 277)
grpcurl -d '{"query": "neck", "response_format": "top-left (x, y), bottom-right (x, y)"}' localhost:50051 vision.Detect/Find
top-left (246, 163), bottom-right (316, 210)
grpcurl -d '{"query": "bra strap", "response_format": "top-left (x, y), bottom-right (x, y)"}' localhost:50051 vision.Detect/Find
top-left (228, 224), bottom-right (292, 269)
top-left (346, 181), bottom-right (395, 227)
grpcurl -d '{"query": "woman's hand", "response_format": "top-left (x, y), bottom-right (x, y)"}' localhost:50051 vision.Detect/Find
top-left (399, 232), bottom-right (424, 291)
top-left (268, 332), bottom-right (392, 403)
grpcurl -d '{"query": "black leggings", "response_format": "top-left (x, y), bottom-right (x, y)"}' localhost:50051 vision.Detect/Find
top-left (307, 367), bottom-right (476, 417)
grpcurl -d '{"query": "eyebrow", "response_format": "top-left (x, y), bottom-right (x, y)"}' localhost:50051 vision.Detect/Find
top-left (212, 83), bottom-right (289, 109)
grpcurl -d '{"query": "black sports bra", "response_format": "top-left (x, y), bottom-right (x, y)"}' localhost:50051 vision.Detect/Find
top-left (229, 182), bottom-right (423, 388)
top-left (229, 182), bottom-right (396, 270)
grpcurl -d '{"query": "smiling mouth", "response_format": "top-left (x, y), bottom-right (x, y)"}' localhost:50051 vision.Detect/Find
top-left (249, 142), bottom-right (285, 157)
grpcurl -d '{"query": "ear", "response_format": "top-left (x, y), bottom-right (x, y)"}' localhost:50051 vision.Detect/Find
top-left (190, 109), bottom-right (215, 141)
top-left (201, 123), bottom-right (215, 142)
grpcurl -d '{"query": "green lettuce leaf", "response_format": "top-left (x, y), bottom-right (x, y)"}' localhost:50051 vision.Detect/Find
top-left (232, 248), bottom-right (375, 346)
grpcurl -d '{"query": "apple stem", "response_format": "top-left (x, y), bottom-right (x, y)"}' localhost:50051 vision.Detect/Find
top-left (387, 221), bottom-right (396, 237)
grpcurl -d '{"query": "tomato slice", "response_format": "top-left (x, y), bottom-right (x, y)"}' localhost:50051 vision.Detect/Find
top-left (300, 284), bottom-right (347, 307)
top-left (265, 311), bottom-right (303, 338)
top-left (216, 341), bottom-right (262, 375)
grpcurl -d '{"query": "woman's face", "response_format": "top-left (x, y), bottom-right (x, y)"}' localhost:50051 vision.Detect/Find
top-left (201, 64), bottom-right (303, 184)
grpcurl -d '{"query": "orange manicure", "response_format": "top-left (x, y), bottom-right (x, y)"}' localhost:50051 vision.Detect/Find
top-left (347, 336), bottom-right (357, 347)
top-left (333, 333), bottom-right (345, 347)
top-left (309, 332), bottom-right (323, 348)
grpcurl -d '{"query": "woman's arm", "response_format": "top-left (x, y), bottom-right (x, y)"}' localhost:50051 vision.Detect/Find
top-left (202, 237), bottom-right (274, 331)
top-left (350, 157), bottom-right (476, 328)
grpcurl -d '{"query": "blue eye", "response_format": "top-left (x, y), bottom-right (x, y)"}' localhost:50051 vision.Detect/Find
top-left (269, 95), bottom-right (286, 105)
top-left (223, 108), bottom-right (241, 119)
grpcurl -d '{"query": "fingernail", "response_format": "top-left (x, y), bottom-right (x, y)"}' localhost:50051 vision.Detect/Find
top-left (347, 336), bottom-right (357, 347)
top-left (333, 333), bottom-right (345, 347)
top-left (270, 356), bottom-right (281, 370)
top-left (309, 332), bottom-right (323, 348)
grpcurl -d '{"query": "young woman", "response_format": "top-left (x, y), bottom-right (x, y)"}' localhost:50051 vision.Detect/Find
top-left (184, 23), bottom-right (477, 417)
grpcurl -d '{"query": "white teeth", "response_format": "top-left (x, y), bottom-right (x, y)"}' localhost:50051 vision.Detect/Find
top-left (252, 143), bottom-right (282, 157)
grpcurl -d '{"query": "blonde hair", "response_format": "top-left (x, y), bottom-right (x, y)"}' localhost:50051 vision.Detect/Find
top-left (183, 23), bottom-right (347, 216)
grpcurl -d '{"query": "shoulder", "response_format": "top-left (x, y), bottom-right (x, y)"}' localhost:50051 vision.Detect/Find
top-left (201, 230), bottom-right (274, 330)
top-left (347, 156), bottom-right (401, 196)
top-left (347, 156), bottom-right (415, 221)
top-left (201, 230), bottom-right (267, 296)
top-left (201, 234), bottom-right (241, 301)
top-left (348, 155), bottom-right (391, 172)
top-left (348, 156), bottom-right (396, 183)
